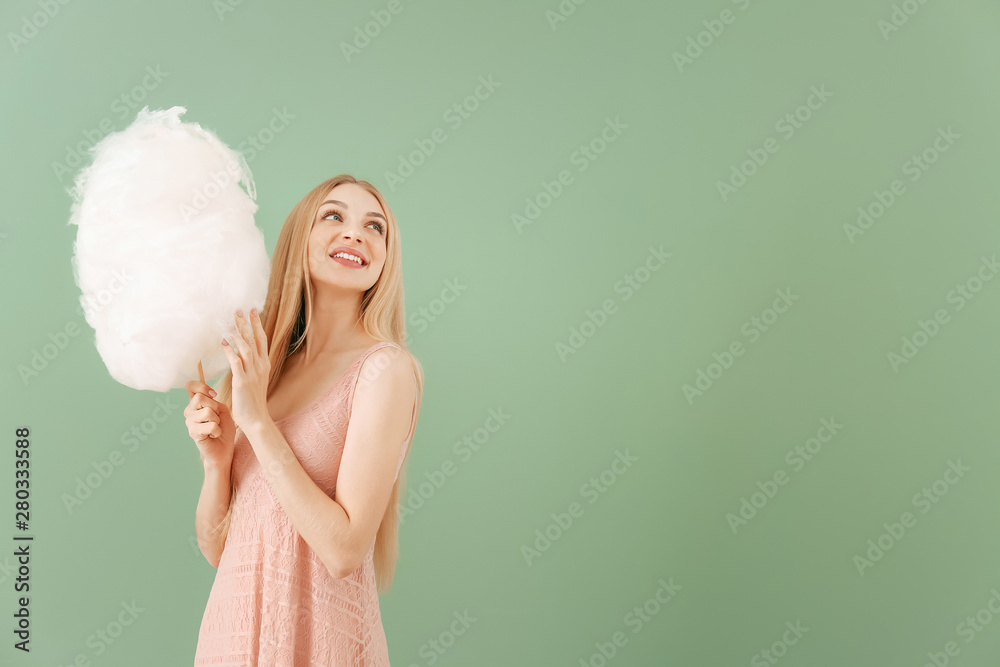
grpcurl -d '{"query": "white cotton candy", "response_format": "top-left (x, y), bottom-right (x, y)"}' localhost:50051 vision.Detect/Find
top-left (67, 105), bottom-right (270, 392)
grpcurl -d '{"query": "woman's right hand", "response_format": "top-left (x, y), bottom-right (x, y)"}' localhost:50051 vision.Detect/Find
top-left (184, 381), bottom-right (236, 466)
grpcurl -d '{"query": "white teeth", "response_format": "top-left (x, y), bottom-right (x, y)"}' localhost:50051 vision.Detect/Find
top-left (332, 252), bottom-right (364, 265)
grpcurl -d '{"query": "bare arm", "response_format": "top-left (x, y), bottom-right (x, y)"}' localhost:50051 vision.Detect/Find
top-left (195, 456), bottom-right (233, 568)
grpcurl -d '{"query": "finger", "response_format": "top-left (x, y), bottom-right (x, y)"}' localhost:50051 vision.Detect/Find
top-left (195, 421), bottom-right (221, 440)
top-left (249, 308), bottom-right (267, 358)
top-left (234, 310), bottom-right (255, 349)
top-left (186, 380), bottom-right (217, 399)
top-left (187, 392), bottom-right (217, 414)
top-left (186, 399), bottom-right (209, 420)
top-left (195, 405), bottom-right (220, 424)
top-left (186, 416), bottom-right (207, 438)
top-left (228, 313), bottom-right (253, 361)
top-left (185, 394), bottom-right (204, 419)
top-left (221, 335), bottom-right (244, 375)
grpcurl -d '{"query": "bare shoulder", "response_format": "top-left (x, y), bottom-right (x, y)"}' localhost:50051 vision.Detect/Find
top-left (356, 344), bottom-right (417, 391)
top-left (350, 344), bottom-right (420, 428)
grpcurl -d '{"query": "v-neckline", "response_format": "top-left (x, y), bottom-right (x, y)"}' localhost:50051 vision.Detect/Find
top-left (271, 342), bottom-right (386, 425)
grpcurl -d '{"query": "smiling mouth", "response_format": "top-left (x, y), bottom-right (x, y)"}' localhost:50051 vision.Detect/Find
top-left (330, 251), bottom-right (367, 267)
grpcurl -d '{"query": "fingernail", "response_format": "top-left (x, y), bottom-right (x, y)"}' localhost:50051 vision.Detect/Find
top-left (222, 338), bottom-right (229, 346)
top-left (236, 308), bottom-right (243, 317)
top-left (250, 307), bottom-right (257, 317)
top-left (209, 389), bottom-right (217, 397)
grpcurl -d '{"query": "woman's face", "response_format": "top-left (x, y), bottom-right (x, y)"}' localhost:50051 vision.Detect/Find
top-left (307, 183), bottom-right (388, 294)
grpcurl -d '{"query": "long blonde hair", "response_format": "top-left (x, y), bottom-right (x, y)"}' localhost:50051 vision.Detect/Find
top-left (210, 174), bottom-right (423, 593)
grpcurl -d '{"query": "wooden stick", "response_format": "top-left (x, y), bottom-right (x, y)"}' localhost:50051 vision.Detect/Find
top-left (197, 360), bottom-right (205, 385)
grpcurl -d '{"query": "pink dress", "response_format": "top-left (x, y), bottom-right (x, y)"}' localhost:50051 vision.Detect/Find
top-left (194, 342), bottom-right (417, 666)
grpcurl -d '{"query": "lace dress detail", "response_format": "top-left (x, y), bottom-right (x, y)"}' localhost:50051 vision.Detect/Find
top-left (194, 342), bottom-right (417, 666)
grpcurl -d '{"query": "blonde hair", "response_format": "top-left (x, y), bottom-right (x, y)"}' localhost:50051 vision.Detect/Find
top-left (210, 174), bottom-right (423, 593)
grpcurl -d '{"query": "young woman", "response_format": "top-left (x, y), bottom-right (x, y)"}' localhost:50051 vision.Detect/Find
top-left (184, 174), bottom-right (424, 665)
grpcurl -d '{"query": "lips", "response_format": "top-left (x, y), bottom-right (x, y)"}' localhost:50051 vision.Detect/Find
top-left (328, 246), bottom-right (368, 266)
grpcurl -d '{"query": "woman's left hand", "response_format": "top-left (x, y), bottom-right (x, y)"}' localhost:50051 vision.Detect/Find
top-left (220, 307), bottom-right (272, 432)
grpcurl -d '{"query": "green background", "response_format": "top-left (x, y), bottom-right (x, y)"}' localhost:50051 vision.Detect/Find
top-left (3, 0), bottom-right (1000, 665)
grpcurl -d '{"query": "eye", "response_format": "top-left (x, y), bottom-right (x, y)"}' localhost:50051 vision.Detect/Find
top-left (321, 209), bottom-right (382, 233)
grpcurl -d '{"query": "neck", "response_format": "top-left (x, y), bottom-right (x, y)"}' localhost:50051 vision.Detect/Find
top-left (295, 284), bottom-right (375, 364)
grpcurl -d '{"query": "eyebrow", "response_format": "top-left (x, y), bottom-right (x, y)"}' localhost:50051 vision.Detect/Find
top-left (320, 199), bottom-right (386, 222)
